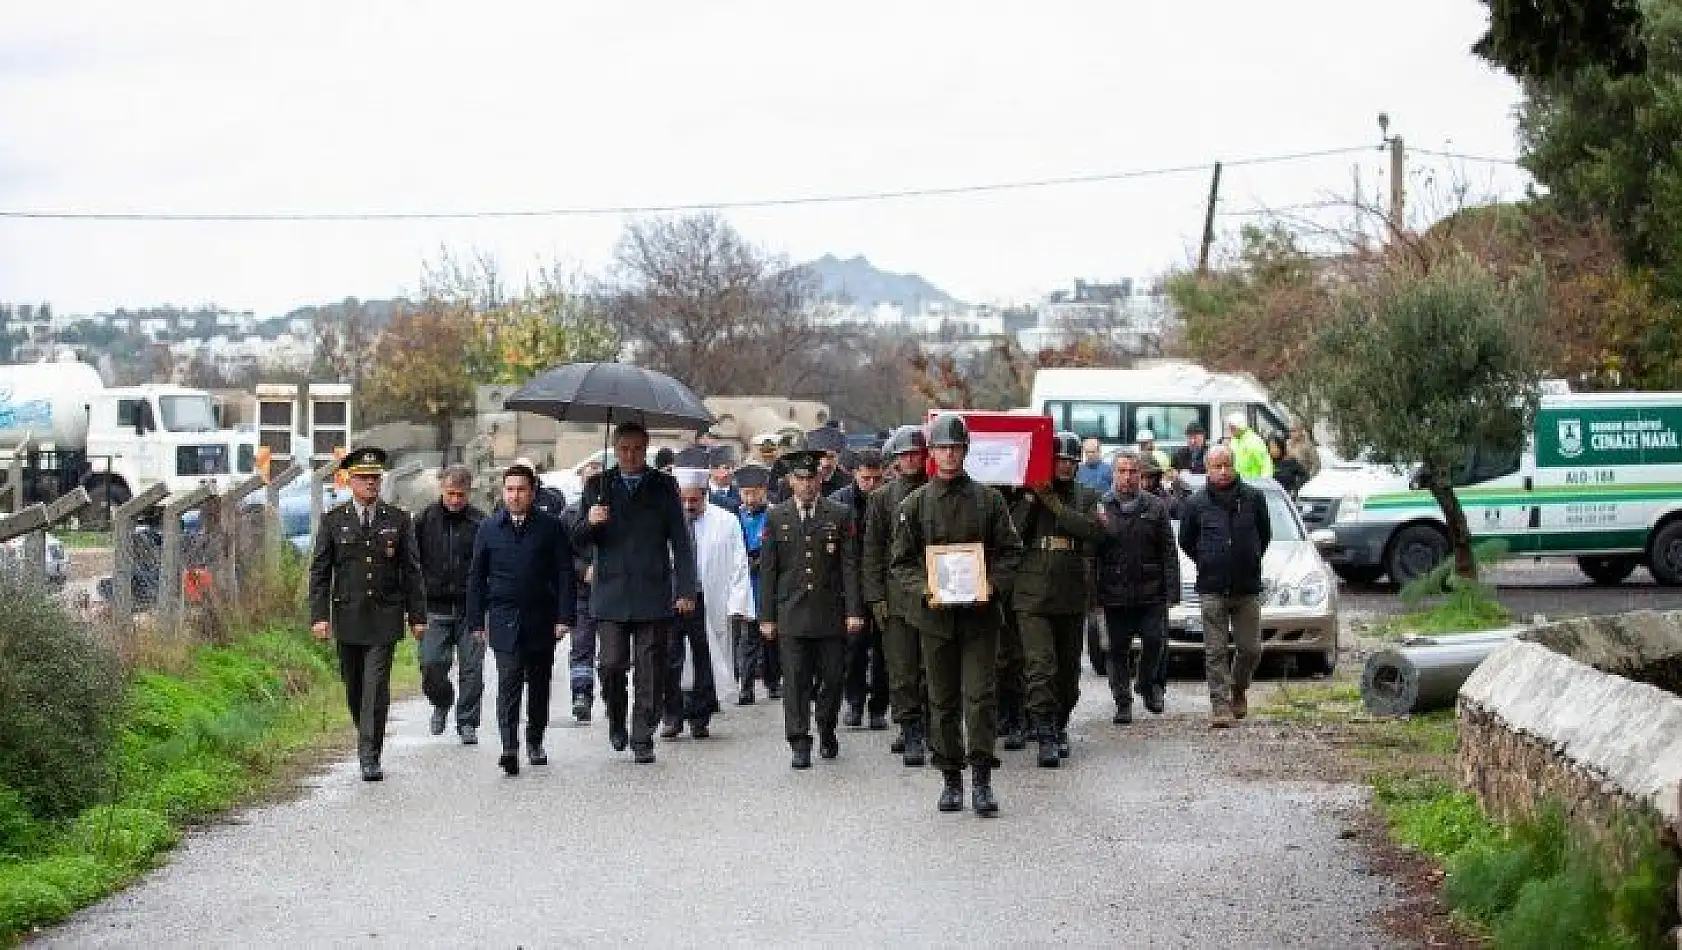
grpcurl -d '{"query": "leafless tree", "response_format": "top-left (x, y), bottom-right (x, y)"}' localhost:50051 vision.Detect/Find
top-left (604, 214), bottom-right (831, 396)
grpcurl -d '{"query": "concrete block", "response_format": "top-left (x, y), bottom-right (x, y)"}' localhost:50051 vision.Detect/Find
top-left (1461, 640), bottom-right (1682, 829)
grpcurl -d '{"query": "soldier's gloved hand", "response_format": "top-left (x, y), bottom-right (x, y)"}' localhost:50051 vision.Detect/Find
top-left (869, 601), bottom-right (888, 629)
top-left (845, 617), bottom-right (864, 636)
top-left (759, 621), bottom-right (777, 641)
top-left (554, 624), bottom-right (570, 640)
top-left (675, 597), bottom-right (697, 616)
top-left (311, 621), bottom-right (331, 641)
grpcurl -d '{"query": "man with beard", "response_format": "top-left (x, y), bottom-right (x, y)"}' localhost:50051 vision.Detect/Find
top-left (1011, 432), bottom-right (1105, 767)
top-left (829, 447), bottom-right (888, 731)
top-left (758, 451), bottom-right (864, 769)
top-left (890, 414), bottom-right (1023, 815)
top-left (861, 424), bottom-right (931, 765)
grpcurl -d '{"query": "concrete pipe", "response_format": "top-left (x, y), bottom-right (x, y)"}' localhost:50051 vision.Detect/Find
top-left (1360, 632), bottom-right (1514, 717)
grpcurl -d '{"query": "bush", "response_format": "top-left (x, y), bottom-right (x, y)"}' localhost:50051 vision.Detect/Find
top-left (67, 806), bottom-right (176, 866)
top-left (0, 785), bottom-right (41, 858)
top-left (0, 574), bottom-right (125, 821)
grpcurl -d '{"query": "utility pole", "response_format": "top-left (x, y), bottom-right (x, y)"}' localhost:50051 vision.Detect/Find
top-left (1197, 161), bottom-right (1223, 275)
top-left (1388, 135), bottom-right (1405, 234)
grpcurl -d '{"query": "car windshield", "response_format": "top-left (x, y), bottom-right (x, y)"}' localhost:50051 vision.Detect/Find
top-left (159, 395), bottom-right (218, 433)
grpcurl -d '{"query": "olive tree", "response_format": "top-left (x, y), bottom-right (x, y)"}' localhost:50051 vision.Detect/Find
top-left (1293, 253), bottom-right (1546, 581)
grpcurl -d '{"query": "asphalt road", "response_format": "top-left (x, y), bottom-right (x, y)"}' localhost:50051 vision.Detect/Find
top-left (1341, 559), bottom-right (1682, 626)
top-left (43, 665), bottom-right (1396, 948)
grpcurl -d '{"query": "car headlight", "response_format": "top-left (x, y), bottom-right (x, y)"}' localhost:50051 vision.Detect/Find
top-left (1296, 569), bottom-right (1330, 607)
top-left (1335, 494), bottom-right (1365, 522)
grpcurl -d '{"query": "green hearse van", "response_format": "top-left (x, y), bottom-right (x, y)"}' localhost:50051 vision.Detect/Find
top-left (1300, 392), bottom-right (1682, 586)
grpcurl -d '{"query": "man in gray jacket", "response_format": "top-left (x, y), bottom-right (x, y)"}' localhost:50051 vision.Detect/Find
top-left (573, 422), bottom-right (698, 764)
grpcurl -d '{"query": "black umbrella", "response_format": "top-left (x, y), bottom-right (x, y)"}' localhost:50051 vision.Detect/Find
top-left (504, 362), bottom-right (714, 473)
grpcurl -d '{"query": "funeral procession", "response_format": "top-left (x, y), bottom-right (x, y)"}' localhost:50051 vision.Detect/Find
top-left (9, 5), bottom-right (1682, 947)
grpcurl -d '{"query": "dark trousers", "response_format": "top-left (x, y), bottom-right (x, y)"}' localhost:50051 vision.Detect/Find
top-left (996, 600), bottom-right (1025, 708)
top-left (420, 611), bottom-right (485, 729)
top-left (569, 583), bottom-right (597, 698)
top-left (495, 642), bottom-right (557, 752)
top-left (922, 613), bottom-right (1000, 772)
top-left (733, 616), bottom-right (781, 691)
top-left (336, 641), bottom-right (396, 764)
top-left (1106, 603), bottom-right (1168, 708)
top-left (782, 636), bottom-right (846, 746)
top-left (883, 613), bottom-right (926, 726)
top-left (598, 619), bottom-right (669, 751)
top-left (1019, 611), bottom-right (1084, 727)
top-left (843, 618), bottom-right (888, 715)
top-left (665, 597), bottom-right (719, 726)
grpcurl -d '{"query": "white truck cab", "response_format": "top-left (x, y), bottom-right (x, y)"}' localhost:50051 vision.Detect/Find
top-left (1301, 391), bottom-right (1682, 587)
top-left (86, 384), bottom-right (260, 502)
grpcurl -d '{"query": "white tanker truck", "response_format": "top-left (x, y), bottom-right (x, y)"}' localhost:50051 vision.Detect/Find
top-left (0, 357), bottom-right (261, 525)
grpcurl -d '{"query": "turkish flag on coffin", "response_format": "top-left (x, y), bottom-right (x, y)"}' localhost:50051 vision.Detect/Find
top-left (922, 411), bottom-right (1055, 487)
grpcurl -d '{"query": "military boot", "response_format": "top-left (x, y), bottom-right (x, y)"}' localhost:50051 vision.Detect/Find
top-left (890, 725), bottom-right (906, 755)
top-left (1001, 697), bottom-right (1026, 751)
top-left (971, 765), bottom-right (999, 815)
top-left (1034, 716), bottom-right (1060, 768)
top-left (937, 770), bottom-right (964, 812)
top-left (572, 690), bottom-right (592, 723)
top-left (902, 717), bottom-right (927, 768)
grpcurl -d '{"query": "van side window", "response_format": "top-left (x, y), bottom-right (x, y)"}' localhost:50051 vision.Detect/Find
top-left (1249, 404), bottom-right (1288, 441)
top-left (1454, 444), bottom-right (1522, 486)
top-left (1130, 404), bottom-right (1209, 444)
top-left (117, 399), bottom-right (142, 429)
top-left (1066, 401), bottom-right (1122, 442)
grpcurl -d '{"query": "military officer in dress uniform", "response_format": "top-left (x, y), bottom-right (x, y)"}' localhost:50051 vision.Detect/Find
top-left (309, 447), bottom-right (427, 782)
top-left (758, 450), bottom-right (864, 769)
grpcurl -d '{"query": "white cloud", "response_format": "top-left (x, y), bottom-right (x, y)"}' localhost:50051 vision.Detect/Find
top-left (0, 0), bottom-right (1527, 313)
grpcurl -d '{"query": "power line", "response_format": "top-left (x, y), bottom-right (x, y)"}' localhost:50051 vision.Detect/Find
top-left (0, 145), bottom-right (1375, 222)
top-left (1410, 147), bottom-right (1524, 166)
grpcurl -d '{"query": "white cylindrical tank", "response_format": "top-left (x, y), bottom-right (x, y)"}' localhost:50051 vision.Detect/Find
top-left (0, 361), bottom-right (103, 451)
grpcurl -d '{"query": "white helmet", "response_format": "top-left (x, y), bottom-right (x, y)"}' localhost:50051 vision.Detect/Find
top-left (1226, 412), bottom-right (1248, 431)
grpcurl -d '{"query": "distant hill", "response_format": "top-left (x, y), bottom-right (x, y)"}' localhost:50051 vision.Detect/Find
top-left (800, 254), bottom-right (959, 309)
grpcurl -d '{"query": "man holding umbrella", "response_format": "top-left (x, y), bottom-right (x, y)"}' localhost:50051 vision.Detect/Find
top-left (575, 422), bottom-right (698, 764)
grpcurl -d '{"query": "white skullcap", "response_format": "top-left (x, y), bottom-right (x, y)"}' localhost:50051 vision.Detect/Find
top-left (1226, 412), bottom-right (1247, 430)
top-left (674, 467), bottom-right (710, 490)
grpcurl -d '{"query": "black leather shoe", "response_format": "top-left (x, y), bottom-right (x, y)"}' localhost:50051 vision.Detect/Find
top-left (1002, 719), bottom-right (1026, 751)
top-left (429, 707), bottom-right (448, 736)
top-left (573, 693), bottom-right (592, 722)
top-left (890, 730), bottom-right (906, 754)
top-left (937, 771), bottom-right (964, 812)
top-left (458, 725), bottom-right (478, 745)
top-left (690, 720), bottom-right (711, 739)
top-left (360, 761), bottom-right (384, 782)
top-left (499, 751), bottom-right (519, 776)
top-left (527, 744), bottom-right (548, 766)
top-left (737, 686), bottom-right (755, 705)
top-left (1057, 730), bottom-right (1071, 759)
top-left (659, 718), bottom-right (682, 740)
top-left (971, 765), bottom-right (999, 816)
top-left (868, 713), bottom-right (889, 731)
top-left (1143, 684), bottom-right (1166, 715)
top-left (632, 745), bottom-right (656, 764)
top-left (791, 745), bottom-right (812, 769)
top-left (843, 704), bottom-right (863, 729)
top-left (767, 684), bottom-right (782, 700)
top-left (819, 731), bottom-right (839, 759)
top-left (609, 721), bottom-right (629, 752)
top-left (1113, 704), bottom-right (1133, 725)
top-left (1037, 734), bottom-right (1060, 768)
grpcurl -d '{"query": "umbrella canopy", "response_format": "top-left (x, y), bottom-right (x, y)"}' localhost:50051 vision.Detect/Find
top-left (505, 362), bottom-right (713, 432)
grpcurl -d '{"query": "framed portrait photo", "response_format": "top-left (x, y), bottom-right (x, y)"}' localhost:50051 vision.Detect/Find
top-left (926, 542), bottom-right (989, 607)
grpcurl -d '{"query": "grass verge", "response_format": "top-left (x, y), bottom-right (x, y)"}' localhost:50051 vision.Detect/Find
top-left (0, 627), bottom-right (417, 944)
top-left (1263, 683), bottom-right (1679, 948)
top-left (54, 531), bottom-right (112, 550)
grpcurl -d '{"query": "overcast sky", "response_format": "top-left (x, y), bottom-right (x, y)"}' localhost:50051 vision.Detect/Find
top-left (0, 1), bottom-right (1530, 316)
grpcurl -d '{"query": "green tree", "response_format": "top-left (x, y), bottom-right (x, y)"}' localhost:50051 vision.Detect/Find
top-left (1291, 254), bottom-right (1546, 580)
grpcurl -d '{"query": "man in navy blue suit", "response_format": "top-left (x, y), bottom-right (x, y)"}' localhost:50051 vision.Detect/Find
top-left (466, 463), bottom-right (577, 777)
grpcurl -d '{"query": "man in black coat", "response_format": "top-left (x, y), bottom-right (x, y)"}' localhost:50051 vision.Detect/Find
top-left (574, 422), bottom-right (699, 765)
top-left (1177, 445), bottom-right (1271, 728)
top-left (830, 448), bottom-right (888, 731)
top-left (1096, 450), bottom-right (1180, 724)
top-left (466, 464), bottom-right (577, 776)
top-left (309, 447), bottom-right (427, 782)
top-left (413, 464), bottom-right (486, 744)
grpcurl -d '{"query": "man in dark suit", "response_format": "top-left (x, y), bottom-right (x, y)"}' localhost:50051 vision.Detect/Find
top-left (574, 422), bottom-right (698, 765)
top-left (830, 447), bottom-right (889, 731)
top-left (758, 451), bottom-right (864, 769)
top-left (309, 447), bottom-right (426, 782)
top-left (466, 463), bottom-right (577, 776)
